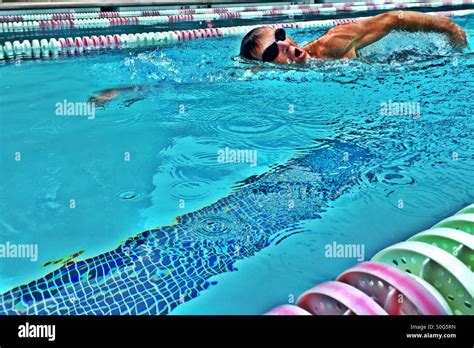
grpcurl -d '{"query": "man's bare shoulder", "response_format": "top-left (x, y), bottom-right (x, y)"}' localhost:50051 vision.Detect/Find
top-left (303, 24), bottom-right (362, 59)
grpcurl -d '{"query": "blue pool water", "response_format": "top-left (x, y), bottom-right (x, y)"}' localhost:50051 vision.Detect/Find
top-left (0, 14), bottom-right (473, 314)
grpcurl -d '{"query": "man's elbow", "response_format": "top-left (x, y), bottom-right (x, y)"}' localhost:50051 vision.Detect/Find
top-left (384, 11), bottom-right (404, 30)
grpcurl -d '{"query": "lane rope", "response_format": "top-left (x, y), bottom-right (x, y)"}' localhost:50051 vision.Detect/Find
top-left (266, 203), bottom-right (474, 315)
top-left (1, 9), bottom-right (472, 60)
top-left (0, 0), bottom-right (444, 21)
top-left (0, 0), bottom-right (472, 33)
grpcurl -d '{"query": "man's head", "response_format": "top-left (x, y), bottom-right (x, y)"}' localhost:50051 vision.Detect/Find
top-left (240, 27), bottom-right (308, 64)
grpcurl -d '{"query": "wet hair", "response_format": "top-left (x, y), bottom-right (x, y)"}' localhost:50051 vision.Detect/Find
top-left (240, 27), bottom-right (266, 61)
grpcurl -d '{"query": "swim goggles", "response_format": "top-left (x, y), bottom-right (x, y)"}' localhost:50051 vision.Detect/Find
top-left (261, 28), bottom-right (286, 62)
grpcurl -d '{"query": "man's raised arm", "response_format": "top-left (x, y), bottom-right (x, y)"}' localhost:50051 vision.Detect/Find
top-left (306, 11), bottom-right (467, 59)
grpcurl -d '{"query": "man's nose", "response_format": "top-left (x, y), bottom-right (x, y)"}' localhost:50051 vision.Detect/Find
top-left (277, 40), bottom-right (291, 52)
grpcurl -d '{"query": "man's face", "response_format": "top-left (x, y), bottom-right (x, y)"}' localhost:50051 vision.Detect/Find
top-left (254, 27), bottom-right (308, 64)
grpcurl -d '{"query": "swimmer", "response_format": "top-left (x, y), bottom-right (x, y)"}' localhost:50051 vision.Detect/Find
top-left (240, 11), bottom-right (467, 64)
top-left (90, 11), bottom-right (467, 104)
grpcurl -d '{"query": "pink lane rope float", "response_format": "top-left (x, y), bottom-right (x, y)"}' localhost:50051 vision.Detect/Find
top-left (336, 262), bottom-right (452, 314)
top-left (1, 9), bottom-right (472, 60)
top-left (265, 203), bottom-right (473, 315)
top-left (296, 281), bottom-right (389, 315)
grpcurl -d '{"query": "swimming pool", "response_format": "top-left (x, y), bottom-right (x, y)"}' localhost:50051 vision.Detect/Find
top-left (0, 4), bottom-right (473, 315)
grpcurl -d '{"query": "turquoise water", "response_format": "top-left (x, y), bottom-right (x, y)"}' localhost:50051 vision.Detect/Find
top-left (0, 15), bottom-right (473, 314)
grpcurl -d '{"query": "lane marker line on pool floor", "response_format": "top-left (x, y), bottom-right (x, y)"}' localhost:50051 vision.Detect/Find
top-left (266, 203), bottom-right (474, 315)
